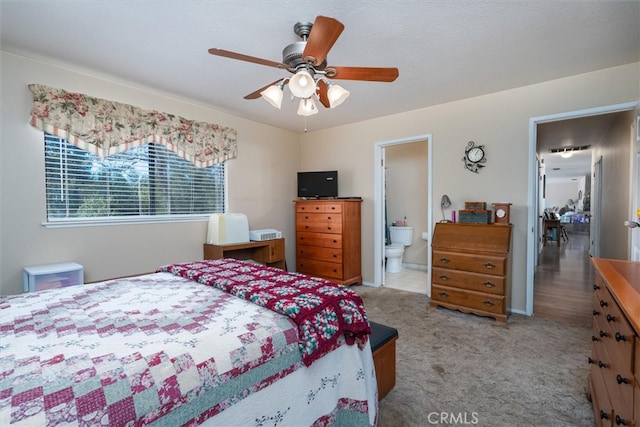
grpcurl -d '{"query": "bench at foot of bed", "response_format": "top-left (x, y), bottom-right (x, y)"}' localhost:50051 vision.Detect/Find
top-left (370, 321), bottom-right (399, 400)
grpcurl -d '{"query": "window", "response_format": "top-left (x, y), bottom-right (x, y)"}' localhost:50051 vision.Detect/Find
top-left (44, 134), bottom-right (225, 224)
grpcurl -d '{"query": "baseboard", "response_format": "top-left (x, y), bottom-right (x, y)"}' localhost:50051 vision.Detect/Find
top-left (401, 262), bottom-right (428, 271)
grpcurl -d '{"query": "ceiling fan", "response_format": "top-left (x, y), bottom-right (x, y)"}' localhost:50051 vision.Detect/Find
top-left (208, 16), bottom-right (399, 116)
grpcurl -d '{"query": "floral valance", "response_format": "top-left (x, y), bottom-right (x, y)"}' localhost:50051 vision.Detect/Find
top-left (28, 84), bottom-right (237, 167)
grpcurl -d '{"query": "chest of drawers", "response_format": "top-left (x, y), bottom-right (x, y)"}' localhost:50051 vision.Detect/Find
top-left (430, 223), bottom-right (512, 322)
top-left (588, 258), bottom-right (640, 427)
top-left (295, 199), bottom-right (362, 286)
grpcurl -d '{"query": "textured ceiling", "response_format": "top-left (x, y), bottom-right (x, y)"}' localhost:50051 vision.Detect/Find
top-left (1, 1), bottom-right (639, 179)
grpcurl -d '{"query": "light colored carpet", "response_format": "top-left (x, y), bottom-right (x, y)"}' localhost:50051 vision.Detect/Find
top-left (353, 285), bottom-right (595, 427)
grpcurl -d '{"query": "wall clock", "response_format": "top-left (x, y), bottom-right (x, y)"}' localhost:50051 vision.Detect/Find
top-left (462, 141), bottom-right (487, 173)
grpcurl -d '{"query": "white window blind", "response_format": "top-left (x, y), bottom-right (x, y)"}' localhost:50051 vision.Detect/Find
top-left (44, 134), bottom-right (225, 224)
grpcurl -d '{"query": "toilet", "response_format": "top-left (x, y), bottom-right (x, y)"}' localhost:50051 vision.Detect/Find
top-left (385, 226), bottom-right (414, 273)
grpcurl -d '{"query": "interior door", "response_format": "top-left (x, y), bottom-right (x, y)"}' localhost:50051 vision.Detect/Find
top-left (631, 110), bottom-right (640, 260)
top-left (590, 156), bottom-right (602, 258)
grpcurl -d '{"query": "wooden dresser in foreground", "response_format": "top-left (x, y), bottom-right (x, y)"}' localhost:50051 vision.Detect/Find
top-left (294, 198), bottom-right (362, 286)
top-left (588, 258), bottom-right (640, 427)
top-left (430, 223), bottom-right (512, 322)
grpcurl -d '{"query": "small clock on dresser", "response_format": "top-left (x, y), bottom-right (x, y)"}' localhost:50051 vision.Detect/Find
top-left (492, 203), bottom-right (512, 225)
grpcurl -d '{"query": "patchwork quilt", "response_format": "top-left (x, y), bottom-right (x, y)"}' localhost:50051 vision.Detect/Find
top-left (157, 259), bottom-right (371, 366)
top-left (0, 270), bottom-right (377, 426)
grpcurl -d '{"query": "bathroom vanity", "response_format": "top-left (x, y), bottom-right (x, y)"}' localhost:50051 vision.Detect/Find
top-left (430, 223), bottom-right (512, 322)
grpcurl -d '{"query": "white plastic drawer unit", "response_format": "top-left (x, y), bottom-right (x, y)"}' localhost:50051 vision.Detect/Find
top-left (23, 262), bottom-right (84, 292)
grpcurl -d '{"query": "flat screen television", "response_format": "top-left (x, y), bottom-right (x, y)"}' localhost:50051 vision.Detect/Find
top-left (297, 171), bottom-right (338, 198)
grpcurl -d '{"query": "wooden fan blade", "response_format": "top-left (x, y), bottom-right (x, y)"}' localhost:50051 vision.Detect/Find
top-left (316, 79), bottom-right (330, 108)
top-left (208, 48), bottom-right (288, 69)
top-left (302, 16), bottom-right (344, 66)
top-left (329, 66), bottom-right (399, 82)
top-left (244, 79), bottom-right (284, 100)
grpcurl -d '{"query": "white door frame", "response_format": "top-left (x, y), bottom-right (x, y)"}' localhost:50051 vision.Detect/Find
top-left (526, 101), bottom-right (638, 316)
top-left (591, 156), bottom-right (603, 258)
top-left (374, 134), bottom-right (433, 294)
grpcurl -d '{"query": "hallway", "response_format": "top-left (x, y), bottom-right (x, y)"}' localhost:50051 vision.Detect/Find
top-left (533, 229), bottom-right (594, 326)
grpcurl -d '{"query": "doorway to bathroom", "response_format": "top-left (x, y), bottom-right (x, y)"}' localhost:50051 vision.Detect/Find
top-left (373, 134), bottom-right (433, 295)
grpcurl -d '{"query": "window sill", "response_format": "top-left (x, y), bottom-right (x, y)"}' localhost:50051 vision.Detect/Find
top-left (42, 215), bottom-right (211, 228)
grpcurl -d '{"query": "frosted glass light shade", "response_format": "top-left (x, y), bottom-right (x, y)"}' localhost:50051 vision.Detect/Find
top-left (297, 98), bottom-right (318, 116)
top-left (327, 84), bottom-right (350, 108)
top-left (260, 85), bottom-right (283, 109)
top-left (289, 70), bottom-right (317, 98)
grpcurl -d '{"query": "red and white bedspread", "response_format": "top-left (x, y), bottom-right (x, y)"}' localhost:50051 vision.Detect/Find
top-left (0, 263), bottom-right (378, 426)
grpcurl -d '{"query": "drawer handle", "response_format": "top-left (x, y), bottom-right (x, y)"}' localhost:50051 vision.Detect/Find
top-left (592, 310), bottom-right (600, 316)
top-left (314, 207), bottom-right (320, 210)
top-left (591, 336), bottom-right (600, 342)
top-left (327, 227), bottom-right (332, 230)
top-left (599, 300), bottom-right (608, 307)
top-left (482, 262), bottom-right (496, 269)
top-left (615, 332), bottom-right (627, 342)
top-left (588, 357), bottom-right (596, 364)
top-left (606, 314), bottom-right (616, 322)
top-left (333, 240), bottom-right (338, 243)
top-left (439, 257), bottom-right (450, 263)
top-left (593, 284), bottom-right (600, 290)
top-left (599, 330), bottom-right (608, 338)
top-left (600, 411), bottom-right (609, 420)
top-left (327, 216), bottom-right (332, 220)
top-left (305, 225), bottom-right (309, 229)
top-left (438, 291), bottom-right (449, 298)
top-left (598, 361), bottom-right (608, 369)
top-left (482, 300), bottom-right (495, 307)
top-left (439, 274), bottom-right (450, 280)
top-left (483, 281), bottom-right (496, 288)
top-left (616, 374), bottom-right (630, 385)
top-left (615, 415), bottom-right (629, 426)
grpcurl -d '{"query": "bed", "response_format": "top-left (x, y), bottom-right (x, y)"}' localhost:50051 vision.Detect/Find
top-left (0, 259), bottom-right (377, 426)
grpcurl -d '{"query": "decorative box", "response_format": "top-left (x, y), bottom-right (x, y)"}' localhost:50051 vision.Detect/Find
top-left (458, 209), bottom-right (493, 224)
top-left (464, 201), bottom-right (487, 210)
top-left (23, 262), bottom-right (84, 292)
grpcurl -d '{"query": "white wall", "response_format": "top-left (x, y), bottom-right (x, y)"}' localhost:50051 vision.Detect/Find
top-left (0, 52), bottom-right (300, 295)
top-left (299, 62), bottom-right (640, 314)
top-left (545, 181), bottom-right (581, 211)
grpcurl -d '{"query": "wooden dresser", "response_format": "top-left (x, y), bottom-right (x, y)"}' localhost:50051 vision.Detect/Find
top-left (294, 198), bottom-right (362, 286)
top-left (430, 223), bottom-right (512, 322)
top-left (588, 258), bottom-right (640, 427)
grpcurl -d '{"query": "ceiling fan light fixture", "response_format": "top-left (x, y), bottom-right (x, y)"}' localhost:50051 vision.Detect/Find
top-left (260, 84), bottom-right (284, 109)
top-left (297, 97), bottom-right (318, 116)
top-left (327, 84), bottom-right (350, 108)
top-left (289, 69), bottom-right (317, 98)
